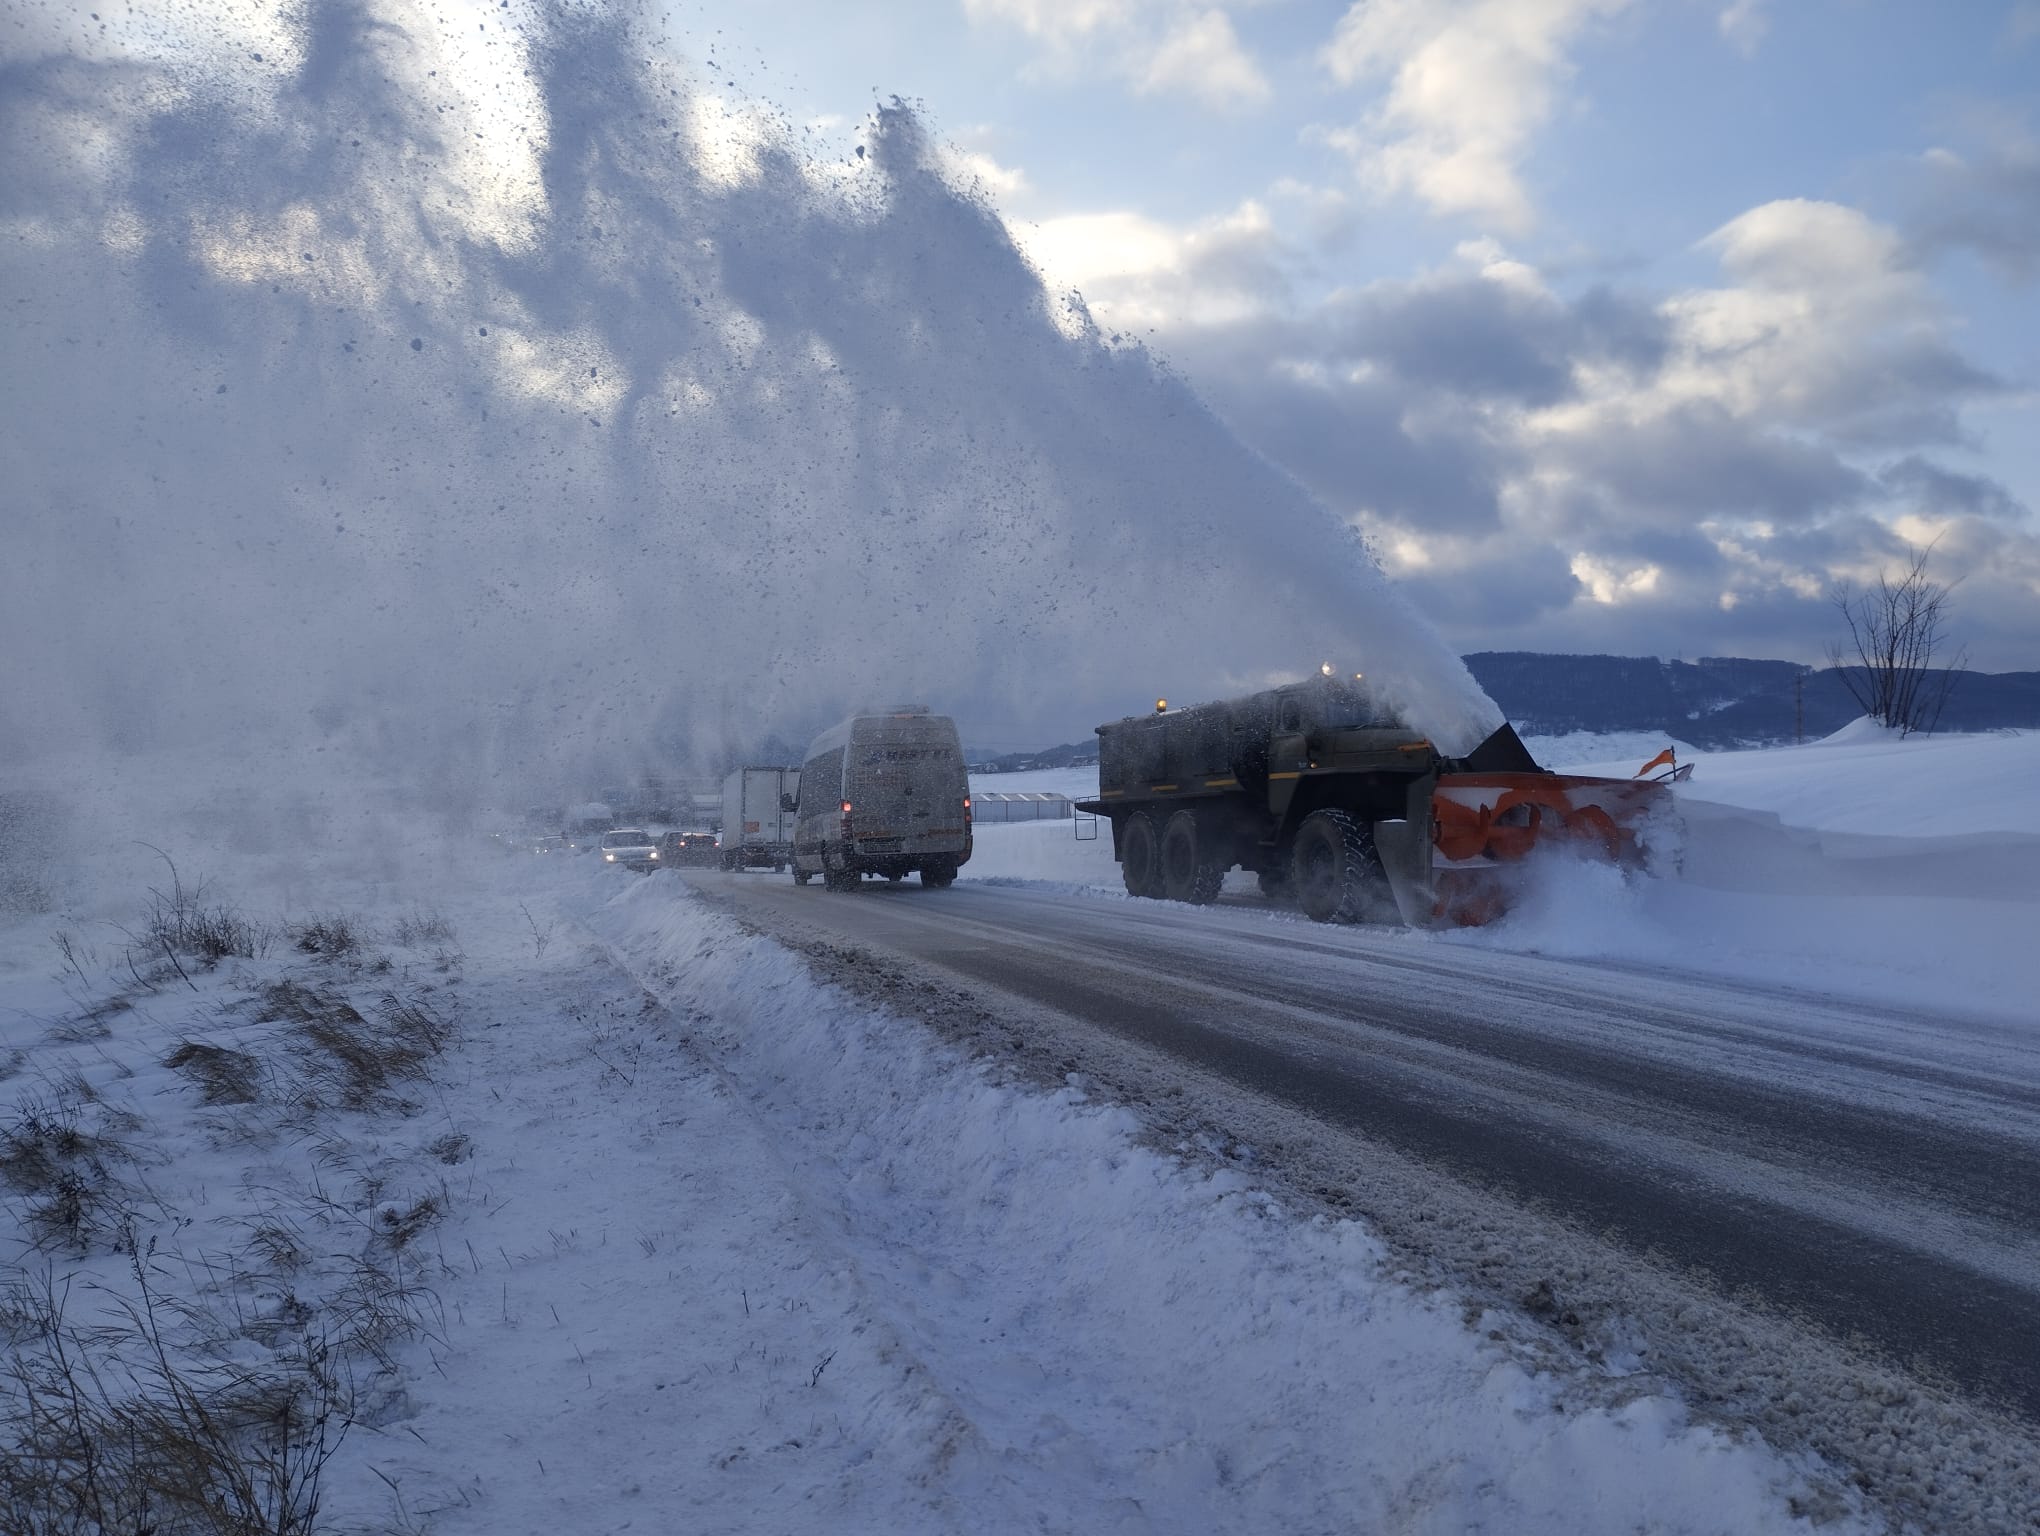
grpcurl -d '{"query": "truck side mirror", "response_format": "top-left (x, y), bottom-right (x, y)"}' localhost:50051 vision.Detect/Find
top-left (780, 793), bottom-right (797, 813)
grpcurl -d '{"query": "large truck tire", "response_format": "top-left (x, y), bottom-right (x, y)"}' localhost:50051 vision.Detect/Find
top-left (791, 864), bottom-right (813, 885)
top-left (1161, 810), bottom-right (1225, 905)
top-left (1120, 812), bottom-right (1164, 898)
top-left (921, 862), bottom-right (956, 888)
top-left (1291, 809), bottom-right (1392, 924)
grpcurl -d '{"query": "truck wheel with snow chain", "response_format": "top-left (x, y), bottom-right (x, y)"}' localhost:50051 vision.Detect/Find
top-left (1290, 809), bottom-right (1393, 925)
top-left (1161, 810), bottom-right (1225, 905)
top-left (1119, 812), bottom-right (1163, 898)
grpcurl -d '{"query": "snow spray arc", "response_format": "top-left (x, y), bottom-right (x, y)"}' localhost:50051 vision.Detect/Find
top-left (0, 0), bottom-right (1500, 787)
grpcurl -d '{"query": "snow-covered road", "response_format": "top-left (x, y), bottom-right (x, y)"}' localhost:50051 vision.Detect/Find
top-left (676, 866), bottom-right (2040, 1518)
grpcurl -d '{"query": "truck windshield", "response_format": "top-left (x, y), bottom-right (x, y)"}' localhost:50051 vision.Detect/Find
top-left (1314, 679), bottom-right (1395, 730)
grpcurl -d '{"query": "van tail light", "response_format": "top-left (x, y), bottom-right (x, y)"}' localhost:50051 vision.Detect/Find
top-left (964, 796), bottom-right (973, 829)
top-left (841, 801), bottom-right (853, 814)
top-left (840, 801), bottom-right (854, 839)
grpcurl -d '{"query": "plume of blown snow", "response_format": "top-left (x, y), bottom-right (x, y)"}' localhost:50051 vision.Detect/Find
top-left (0, 0), bottom-right (1498, 815)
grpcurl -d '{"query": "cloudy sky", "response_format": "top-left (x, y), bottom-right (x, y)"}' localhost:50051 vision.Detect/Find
top-left (678, 0), bottom-right (2040, 671)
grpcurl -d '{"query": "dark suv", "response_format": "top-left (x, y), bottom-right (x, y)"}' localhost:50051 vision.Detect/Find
top-left (657, 831), bottom-right (720, 868)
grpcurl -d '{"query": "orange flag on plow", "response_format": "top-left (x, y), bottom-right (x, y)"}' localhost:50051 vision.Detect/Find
top-left (1634, 747), bottom-right (1677, 778)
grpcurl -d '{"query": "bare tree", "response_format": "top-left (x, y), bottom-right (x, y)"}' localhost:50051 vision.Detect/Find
top-left (1826, 545), bottom-right (1967, 736)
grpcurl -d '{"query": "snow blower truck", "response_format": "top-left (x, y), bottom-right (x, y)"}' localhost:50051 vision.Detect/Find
top-left (1073, 673), bottom-right (1683, 927)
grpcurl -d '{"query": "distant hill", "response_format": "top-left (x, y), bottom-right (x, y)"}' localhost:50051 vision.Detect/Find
top-left (1463, 653), bottom-right (2040, 749)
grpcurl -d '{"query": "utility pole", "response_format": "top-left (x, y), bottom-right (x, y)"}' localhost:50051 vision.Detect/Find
top-left (1794, 670), bottom-right (1804, 745)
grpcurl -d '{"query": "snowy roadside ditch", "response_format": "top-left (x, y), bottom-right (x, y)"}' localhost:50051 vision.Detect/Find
top-left (581, 872), bottom-right (1879, 1534)
top-left (0, 889), bottom-right (469, 1535)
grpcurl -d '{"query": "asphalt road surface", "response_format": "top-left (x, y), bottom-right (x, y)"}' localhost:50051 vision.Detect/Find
top-left (682, 867), bottom-right (2040, 1445)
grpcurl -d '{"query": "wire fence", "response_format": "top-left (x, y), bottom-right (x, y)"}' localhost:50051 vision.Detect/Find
top-left (972, 792), bottom-right (1075, 823)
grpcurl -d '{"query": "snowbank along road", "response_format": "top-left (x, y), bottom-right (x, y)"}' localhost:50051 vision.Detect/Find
top-left (679, 867), bottom-right (2040, 1529)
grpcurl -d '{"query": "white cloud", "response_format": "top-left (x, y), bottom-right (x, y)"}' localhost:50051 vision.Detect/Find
top-left (1657, 199), bottom-right (1983, 440)
top-left (1139, 10), bottom-right (1272, 109)
top-left (1012, 198), bottom-right (1288, 327)
top-left (1717, 0), bottom-right (1769, 55)
top-left (1570, 551), bottom-right (1662, 604)
top-left (963, 0), bottom-right (1137, 41)
top-left (1113, 191), bottom-right (2030, 658)
top-left (964, 0), bottom-right (1270, 111)
top-left (1318, 0), bottom-right (1631, 232)
top-left (937, 144), bottom-right (1033, 201)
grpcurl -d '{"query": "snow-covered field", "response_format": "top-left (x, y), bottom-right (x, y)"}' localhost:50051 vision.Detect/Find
top-left (969, 725), bottom-right (2040, 1024)
top-left (0, 723), bottom-right (2027, 1534)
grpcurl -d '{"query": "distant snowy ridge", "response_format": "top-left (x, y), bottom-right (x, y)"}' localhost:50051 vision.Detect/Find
top-left (1468, 653), bottom-right (2040, 748)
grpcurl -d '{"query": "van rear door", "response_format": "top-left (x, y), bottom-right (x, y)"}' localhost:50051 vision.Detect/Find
top-left (848, 722), bottom-right (967, 851)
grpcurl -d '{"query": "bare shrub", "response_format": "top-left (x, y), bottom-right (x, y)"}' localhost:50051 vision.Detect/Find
top-left (136, 850), bottom-right (268, 969)
top-left (374, 1194), bottom-right (443, 1252)
top-left (177, 906), bottom-right (266, 966)
top-left (254, 981), bottom-right (359, 1032)
top-left (326, 1254), bottom-right (441, 1372)
top-left (427, 1132), bottom-right (470, 1165)
top-left (0, 1097), bottom-right (135, 1256)
top-left (0, 1255), bottom-right (351, 1536)
top-left (165, 1042), bottom-right (264, 1106)
top-left (301, 1020), bottom-right (417, 1112)
top-left (375, 992), bottom-right (453, 1057)
top-left (242, 1220), bottom-right (311, 1278)
top-left (1827, 543), bottom-right (1968, 737)
top-left (387, 909), bottom-right (455, 947)
top-left (288, 914), bottom-right (361, 958)
top-left (50, 993), bottom-right (132, 1044)
top-left (519, 901), bottom-right (554, 960)
top-left (259, 983), bottom-right (451, 1113)
top-left (51, 930), bottom-right (93, 988)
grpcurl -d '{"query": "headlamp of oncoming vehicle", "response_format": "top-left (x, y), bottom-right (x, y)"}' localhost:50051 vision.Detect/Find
top-left (648, 849), bottom-right (658, 858)
top-left (605, 853), bottom-right (616, 861)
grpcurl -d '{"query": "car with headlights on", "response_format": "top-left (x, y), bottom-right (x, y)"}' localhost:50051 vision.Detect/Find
top-left (597, 829), bottom-right (660, 872)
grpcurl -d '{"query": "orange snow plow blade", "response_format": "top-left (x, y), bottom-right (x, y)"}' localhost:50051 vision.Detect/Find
top-left (1428, 768), bottom-right (1675, 927)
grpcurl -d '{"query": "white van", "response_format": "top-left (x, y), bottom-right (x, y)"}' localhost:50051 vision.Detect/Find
top-left (792, 709), bottom-right (972, 889)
